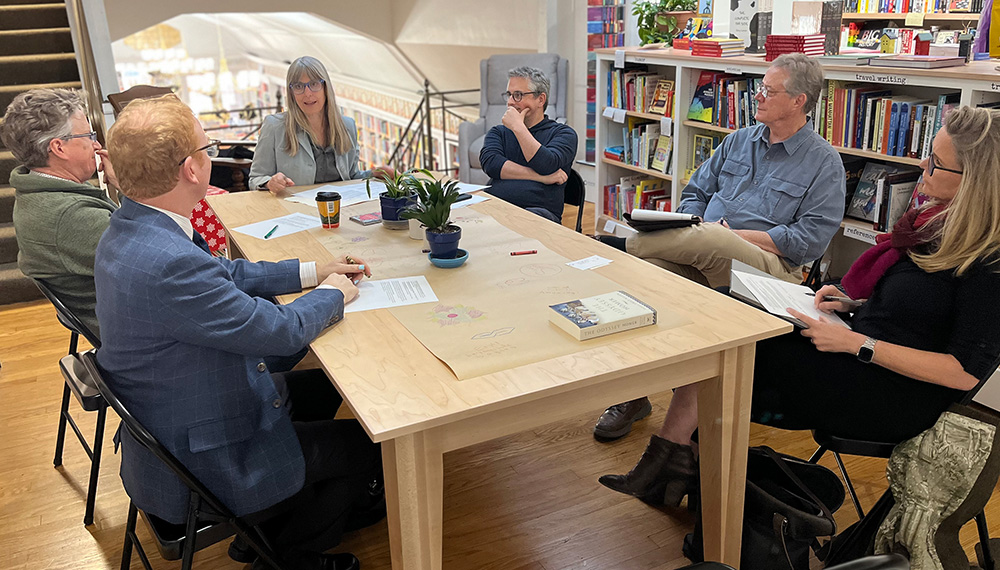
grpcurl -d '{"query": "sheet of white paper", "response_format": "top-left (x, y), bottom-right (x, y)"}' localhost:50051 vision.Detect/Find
top-left (344, 276), bottom-right (438, 313)
top-left (660, 116), bottom-right (673, 133)
top-left (612, 108), bottom-right (627, 123)
top-left (614, 49), bottom-right (625, 68)
top-left (232, 213), bottom-right (321, 240)
top-left (454, 182), bottom-right (490, 193)
top-left (285, 182), bottom-right (382, 207)
top-left (602, 106), bottom-right (616, 119)
top-left (567, 255), bottom-right (614, 271)
top-left (603, 219), bottom-right (617, 233)
top-left (630, 209), bottom-right (698, 222)
top-left (733, 270), bottom-right (850, 328)
top-left (452, 194), bottom-right (489, 209)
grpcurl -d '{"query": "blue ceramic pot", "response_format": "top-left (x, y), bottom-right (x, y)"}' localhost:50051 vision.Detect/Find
top-left (426, 226), bottom-right (462, 259)
top-left (380, 193), bottom-right (415, 221)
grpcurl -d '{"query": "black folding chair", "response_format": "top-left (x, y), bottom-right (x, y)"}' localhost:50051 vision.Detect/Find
top-left (564, 168), bottom-right (586, 234)
top-left (33, 278), bottom-right (106, 526)
top-left (80, 351), bottom-right (285, 570)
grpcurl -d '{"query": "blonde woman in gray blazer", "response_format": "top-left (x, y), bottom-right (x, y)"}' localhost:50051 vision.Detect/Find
top-left (249, 56), bottom-right (392, 193)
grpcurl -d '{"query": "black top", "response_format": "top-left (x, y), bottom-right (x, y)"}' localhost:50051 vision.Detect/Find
top-left (853, 256), bottom-right (1000, 383)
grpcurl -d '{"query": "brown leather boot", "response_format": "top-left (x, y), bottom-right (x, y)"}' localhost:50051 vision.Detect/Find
top-left (599, 435), bottom-right (698, 507)
top-left (593, 397), bottom-right (652, 441)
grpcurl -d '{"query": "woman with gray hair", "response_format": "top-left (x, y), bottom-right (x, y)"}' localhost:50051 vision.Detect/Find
top-left (1, 88), bottom-right (118, 336)
top-left (249, 56), bottom-right (393, 194)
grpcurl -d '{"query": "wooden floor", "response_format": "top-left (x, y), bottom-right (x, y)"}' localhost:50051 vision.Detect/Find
top-left (2, 202), bottom-right (998, 569)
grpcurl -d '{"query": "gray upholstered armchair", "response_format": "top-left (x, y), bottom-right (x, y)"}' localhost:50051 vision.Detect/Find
top-left (458, 53), bottom-right (569, 184)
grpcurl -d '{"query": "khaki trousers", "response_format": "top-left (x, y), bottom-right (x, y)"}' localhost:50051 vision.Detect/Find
top-left (625, 223), bottom-right (801, 289)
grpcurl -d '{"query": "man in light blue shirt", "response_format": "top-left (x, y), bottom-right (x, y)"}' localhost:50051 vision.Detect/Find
top-left (594, 54), bottom-right (846, 441)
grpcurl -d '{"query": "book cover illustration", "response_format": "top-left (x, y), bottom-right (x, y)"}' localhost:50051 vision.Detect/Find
top-left (687, 71), bottom-right (718, 123)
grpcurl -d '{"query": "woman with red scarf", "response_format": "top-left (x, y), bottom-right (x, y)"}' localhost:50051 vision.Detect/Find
top-left (600, 106), bottom-right (1000, 508)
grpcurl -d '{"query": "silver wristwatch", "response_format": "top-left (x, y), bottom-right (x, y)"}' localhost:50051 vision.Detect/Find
top-left (857, 336), bottom-right (877, 363)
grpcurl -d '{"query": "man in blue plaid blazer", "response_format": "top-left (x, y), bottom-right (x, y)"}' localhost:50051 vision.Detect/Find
top-left (94, 96), bottom-right (379, 570)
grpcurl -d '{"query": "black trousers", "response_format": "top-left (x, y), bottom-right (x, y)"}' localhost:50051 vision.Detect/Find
top-left (248, 369), bottom-right (382, 555)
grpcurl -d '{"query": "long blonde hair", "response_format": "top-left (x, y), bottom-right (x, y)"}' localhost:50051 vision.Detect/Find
top-left (283, 56), bottom-right (352, 156)
top-left (912, 106), bottom-right (1000, 275)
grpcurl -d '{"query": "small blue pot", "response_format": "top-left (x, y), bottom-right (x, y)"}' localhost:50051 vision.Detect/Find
top-left (380, 193), bottom-right (415, 222)
top-left (426, 226), bottom-right (462, 259)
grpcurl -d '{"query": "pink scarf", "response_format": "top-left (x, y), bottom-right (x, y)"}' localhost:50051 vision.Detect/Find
top-left (840, 205), bottom-right (945, 299)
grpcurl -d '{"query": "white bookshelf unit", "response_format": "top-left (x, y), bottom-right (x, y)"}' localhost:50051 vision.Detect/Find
top-left (593, 47), bottom-right (1000, 262)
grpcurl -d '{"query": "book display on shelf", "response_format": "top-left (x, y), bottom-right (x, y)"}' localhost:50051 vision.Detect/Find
top-left (846, 162), bottom-right (921, 222)
top-left (691, 38), bottom-right (747, 57)
top-left (650, 134), bottom-right (674, 174)
top-left (869, 54), bottom-right (967, 67)
top-left (586, 1), bottom-right (626, 163)
top-left (647, 79), bottom-right (676, 115)
top-left (766, 34), bottom-right (827, 60)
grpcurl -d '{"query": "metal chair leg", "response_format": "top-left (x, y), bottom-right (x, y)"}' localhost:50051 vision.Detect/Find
top-left (181, 494), bottom-right (201, 570)
top-left (83, 403), bottom-right (107, 525)
top-left (53, 383), bottom-right (71, 467)
top-left (121, 501), bottom-right (138, 570)
top-left (833, 451), bottom-right (865, 519)
top-left (978, 511), bottom-right (995, 570)
top-left (808, 445), bottom-right (827, 464)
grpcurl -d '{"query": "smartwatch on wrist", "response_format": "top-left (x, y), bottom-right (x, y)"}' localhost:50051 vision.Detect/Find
top-left (857, 336), bottom-right (877, 363)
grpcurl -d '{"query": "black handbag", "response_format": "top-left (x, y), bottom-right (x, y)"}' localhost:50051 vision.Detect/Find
top-left (683, 446), bottom-right (845, 569)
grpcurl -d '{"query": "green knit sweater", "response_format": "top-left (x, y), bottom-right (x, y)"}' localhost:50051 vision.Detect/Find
top-left (11, 166), bottom-right (117, 337)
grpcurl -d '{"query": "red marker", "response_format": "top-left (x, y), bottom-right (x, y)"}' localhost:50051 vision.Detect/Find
top-left (510, 250), bottom-right (537, 256)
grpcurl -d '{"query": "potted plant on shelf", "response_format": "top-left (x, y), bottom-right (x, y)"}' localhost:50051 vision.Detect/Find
top-left (633, 0), bottom-right (698, 46)
top-left (401, 174), bottom-right (464, 261)
top-left (366, 168), bottom-right (420, 228)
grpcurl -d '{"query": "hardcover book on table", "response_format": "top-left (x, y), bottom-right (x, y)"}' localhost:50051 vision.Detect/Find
top-left (548, 291), bottom-right (657, 341)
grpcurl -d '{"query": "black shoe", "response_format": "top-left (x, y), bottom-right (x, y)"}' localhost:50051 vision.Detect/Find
top-left (596, 234), bottom-right (628, 252)
top-left (593, 397), bottom-right (652, 441)
top-left (228, 535), bottom-right (258, 563)
top-left (345, 478), bottom-right (387, 532)
top-left (599, 434), bottom-right (699, 507)
top-left (253, 551), bottom-right (360, 570)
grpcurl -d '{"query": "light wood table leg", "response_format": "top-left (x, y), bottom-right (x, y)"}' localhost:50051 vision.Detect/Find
top-left (697, 344), bottom-right (755, 566)
top-left (382, 432), bottom-right (444, 570)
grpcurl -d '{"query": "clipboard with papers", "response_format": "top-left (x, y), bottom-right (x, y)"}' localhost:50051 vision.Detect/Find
top-left (729, 260), bottom-right (851, 330)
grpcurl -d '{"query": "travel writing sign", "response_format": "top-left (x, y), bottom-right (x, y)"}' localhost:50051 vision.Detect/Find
top-left (854, 73), bottom-right (907, 85)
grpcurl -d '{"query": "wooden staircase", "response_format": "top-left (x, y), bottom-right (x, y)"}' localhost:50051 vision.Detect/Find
top-left (0, 0), bottom-right (81, 305)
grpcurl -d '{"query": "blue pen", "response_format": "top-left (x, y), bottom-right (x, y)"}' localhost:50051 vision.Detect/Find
top-left (263, 225), bottom-right (279, 239)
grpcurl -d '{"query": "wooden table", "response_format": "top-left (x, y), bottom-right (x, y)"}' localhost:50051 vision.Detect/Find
top-left (207, 184), bottom-right (791, 569)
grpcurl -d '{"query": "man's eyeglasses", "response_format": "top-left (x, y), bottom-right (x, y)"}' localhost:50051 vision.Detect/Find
top-left (502, 91), bottom-right (540, 103)
top-left (755, 84), bottom-right (786, 99)
top-left (177, 140), bottom-right (221, 166)
top-left (928, 152), bottom-right (963, 176)
top-left (289, 80), bottom-right (325, 94)
top-left (62, 131), bottom-right (98, 142)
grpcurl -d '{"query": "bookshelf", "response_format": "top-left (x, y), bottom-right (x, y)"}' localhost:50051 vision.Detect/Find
top-left (586, 1), bottom-right (627, 163)
top-left (594, 47), bottom-right (1000, 256)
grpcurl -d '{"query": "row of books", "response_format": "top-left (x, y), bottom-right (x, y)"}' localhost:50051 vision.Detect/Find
top-left (691, 38), bottom-right (746, 58)
top-left (587, 20), bottom-right (625, 34)
top-left (612, 117), bottom-right (674, 173)
top-left (588, 33), bottom-right (626, 49)
top-left (844, 160), bottom-right (922, 231)
top-left (814, 83), bottom-right (960, 160)
top-left (587, 5), bottom-right (625, 22)
top-left (841, 0), bottom-right (979, 13)
top-left (765, 34), bottom-right (827, 61)
top-left (602, 176), bottom-right (671, 219)
top-left (686, 71), bottom-right (762, 131)
top-left (606, 68), bottom-right (675, 116)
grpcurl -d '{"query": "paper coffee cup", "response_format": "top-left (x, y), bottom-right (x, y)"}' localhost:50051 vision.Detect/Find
top-left (316, 191), bottom-right (341, 229)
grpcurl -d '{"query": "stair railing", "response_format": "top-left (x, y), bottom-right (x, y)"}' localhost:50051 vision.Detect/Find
top-left (387, 79), bottom-right (478, 175)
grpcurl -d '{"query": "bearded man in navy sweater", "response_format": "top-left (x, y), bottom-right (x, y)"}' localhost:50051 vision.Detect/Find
top-left (479, 66), bottom-right (578, 222)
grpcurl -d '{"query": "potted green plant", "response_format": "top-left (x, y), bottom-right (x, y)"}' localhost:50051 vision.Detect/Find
top-left (366, 168), bottom-right (420, 227)
top-left (401, 174), bottom-right (463, 260)
top-left (633, 0), bottom-right (698, 45)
